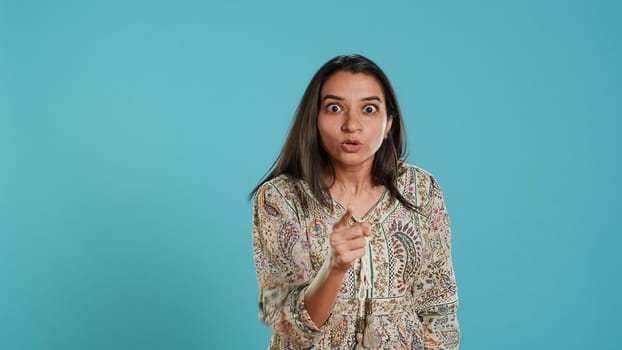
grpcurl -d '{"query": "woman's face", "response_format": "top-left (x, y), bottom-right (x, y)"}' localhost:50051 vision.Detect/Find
top-left (318, 71), bottom-right (393, 172)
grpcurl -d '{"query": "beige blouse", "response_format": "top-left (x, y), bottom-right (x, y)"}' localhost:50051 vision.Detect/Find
top-left (252, 164), bottom-right (460, 349)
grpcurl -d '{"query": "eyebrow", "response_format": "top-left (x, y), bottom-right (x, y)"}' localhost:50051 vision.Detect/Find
top-left (361, 96), bottom-right (383, 103)
top-left (322, 94), bottom-right (344, 101)
top-left (322, 95), bottom-right (383, 103)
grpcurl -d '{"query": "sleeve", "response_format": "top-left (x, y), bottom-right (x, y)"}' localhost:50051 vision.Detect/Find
top-left (252, 182), bottom-right (336, 348)
top-left (412, 175), bottom-right (460, 349)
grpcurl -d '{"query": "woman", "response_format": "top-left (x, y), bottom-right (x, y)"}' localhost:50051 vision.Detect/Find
top-left (250, 54), bottom-right (459, 349)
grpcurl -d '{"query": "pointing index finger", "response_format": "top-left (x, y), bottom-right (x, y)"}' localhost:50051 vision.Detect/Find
top-left (334, 205), bottom-right (353, 230)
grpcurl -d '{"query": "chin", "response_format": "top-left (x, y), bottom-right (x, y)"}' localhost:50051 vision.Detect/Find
top-left (333, 156), bottom-right (374, 168)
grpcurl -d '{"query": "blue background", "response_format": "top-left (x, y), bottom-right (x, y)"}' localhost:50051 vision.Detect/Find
top-left (1, 0), bottom-right (620, 349)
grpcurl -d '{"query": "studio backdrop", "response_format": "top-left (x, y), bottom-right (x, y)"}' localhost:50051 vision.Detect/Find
top-left (1, 0), bottom-right (620, 349)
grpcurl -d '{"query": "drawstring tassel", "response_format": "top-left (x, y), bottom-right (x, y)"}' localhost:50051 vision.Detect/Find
top-left (355, 236), bottom-right (377, 349)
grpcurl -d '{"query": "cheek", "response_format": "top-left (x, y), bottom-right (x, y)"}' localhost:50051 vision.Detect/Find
top-left (317, 116), bottom-right (336, 141)
top-left (316, 118), bottom-right (327, 141)
top-left (316, 119), bottom-right (331, 150)
top-left (373, 120), bottom-right (389, 140)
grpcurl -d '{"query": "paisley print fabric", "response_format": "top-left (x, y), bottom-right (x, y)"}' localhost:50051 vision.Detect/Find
top-left (252, 164), bottom-right (460, 349)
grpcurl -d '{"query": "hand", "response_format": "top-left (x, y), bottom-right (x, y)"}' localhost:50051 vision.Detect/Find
top-left (328, 206), bottom-right (371, 273)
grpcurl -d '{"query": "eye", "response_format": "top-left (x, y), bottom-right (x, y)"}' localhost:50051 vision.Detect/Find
top-left (363, 105), bottom-right (378, 114)
top-left (326, 104), bottom-right (342, 113)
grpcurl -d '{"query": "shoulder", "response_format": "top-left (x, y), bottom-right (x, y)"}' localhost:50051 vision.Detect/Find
top-left (255, 174), bottom-right (292, 198)
top-left (397, 162), bottom-right (441, 189)
top-left (397, 162), bottom-right (443, 207)
top-left (254, 174), bottom-right (303, 210)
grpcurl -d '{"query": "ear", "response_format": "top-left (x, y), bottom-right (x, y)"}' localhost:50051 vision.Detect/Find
top-left (384, 115), bottom-right (394, 139)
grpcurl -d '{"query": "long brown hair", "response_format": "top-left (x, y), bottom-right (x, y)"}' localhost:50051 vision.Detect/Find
top-left (250, 54), bottom-right (417, 213)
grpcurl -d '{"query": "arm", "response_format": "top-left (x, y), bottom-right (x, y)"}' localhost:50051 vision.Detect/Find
top-left (302, 257), bottom-right (347, 326)
top-left (253, 183), bottom-right (369, 346)
top-left (253, 183), bottom-right (370, 346)
top-left (252, 183), bottom-right (326, 347)
top-left (304, 206), bottom-right (369, 326)
top-left (413, 175), bottom-right (460, 349)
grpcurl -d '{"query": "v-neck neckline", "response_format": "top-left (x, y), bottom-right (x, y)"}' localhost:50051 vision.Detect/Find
top-left (332, 188), bottom-right (389, 222)
top-left (294, 177), bottom-right (391, 222)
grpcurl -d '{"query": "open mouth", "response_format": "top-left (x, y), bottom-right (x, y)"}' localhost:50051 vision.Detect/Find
top-left (341, 139), bottom-right (363, 153)
top-left (343, 139), bottom-right (362, 145)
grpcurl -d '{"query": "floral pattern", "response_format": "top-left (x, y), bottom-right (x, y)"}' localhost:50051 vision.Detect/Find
top-left (252, 164), bottom-right (460, 349)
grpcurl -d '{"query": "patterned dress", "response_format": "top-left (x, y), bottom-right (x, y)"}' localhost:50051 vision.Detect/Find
top-left (252, 164), bottom-right (460, 349)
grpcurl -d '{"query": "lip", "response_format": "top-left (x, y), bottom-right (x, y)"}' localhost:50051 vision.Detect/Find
top-left (341, 139), bottom-right (363, 153)
top-left (342, 139), bottom-right (362, 145)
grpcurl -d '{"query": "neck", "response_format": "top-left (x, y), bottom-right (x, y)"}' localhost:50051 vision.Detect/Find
top-left (327, 163), bottom-right (375, 196)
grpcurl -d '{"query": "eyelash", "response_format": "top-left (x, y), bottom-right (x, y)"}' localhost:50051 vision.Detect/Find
top-left (325, 104), bottom-right (379, 114)
top-left (326, 104), bottom-right (342, 113)
top-left (363, 105), bottom-right (377, 114)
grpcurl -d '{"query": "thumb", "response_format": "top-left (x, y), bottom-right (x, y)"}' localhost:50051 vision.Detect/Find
top-left (334, 205), bottom-right (353, 230)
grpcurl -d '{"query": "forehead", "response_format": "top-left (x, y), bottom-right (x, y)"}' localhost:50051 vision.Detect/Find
top-left (321, 71), bottom-right (384, 100)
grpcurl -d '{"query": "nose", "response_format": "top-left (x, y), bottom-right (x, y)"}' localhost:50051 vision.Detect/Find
top-left (341, 110), bottom-right (361, 133)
